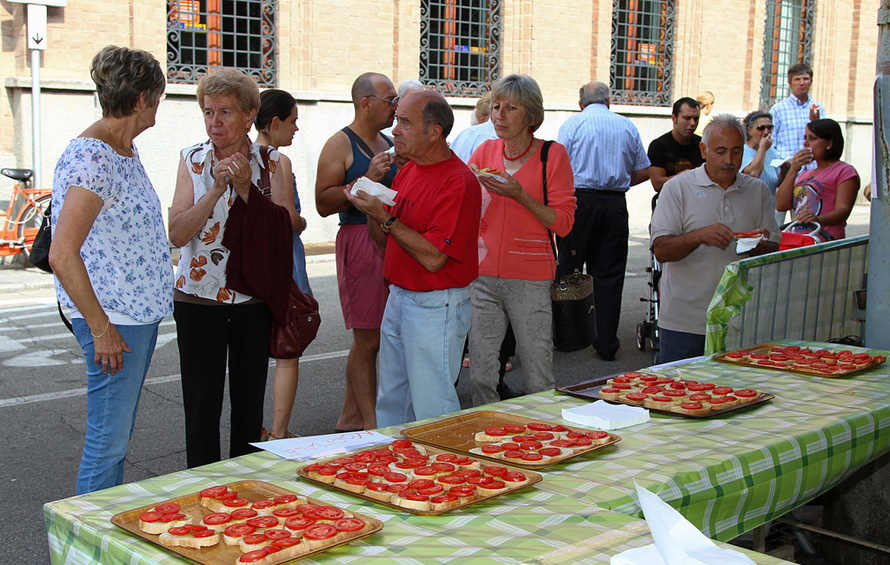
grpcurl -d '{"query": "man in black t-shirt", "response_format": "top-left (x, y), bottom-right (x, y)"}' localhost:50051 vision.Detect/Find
top-left (648, 97), bottom-right (704, 192)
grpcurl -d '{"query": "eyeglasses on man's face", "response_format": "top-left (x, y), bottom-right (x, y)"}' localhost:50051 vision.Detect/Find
top-left (367, 94), bottom-right (399, 107)
top-left (756, 124), bottom-right (774, 132)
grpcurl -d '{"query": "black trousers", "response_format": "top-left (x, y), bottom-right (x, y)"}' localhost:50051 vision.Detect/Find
top-left (556, 190), bottom-right (628, 357)
top-left (174, 300), bottom-right (272, 468)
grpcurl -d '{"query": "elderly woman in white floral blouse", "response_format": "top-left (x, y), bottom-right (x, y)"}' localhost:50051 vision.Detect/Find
top-left (49, 46), bottom-right (173, 494)
top-left (169, 68), bottom-right (295, 468)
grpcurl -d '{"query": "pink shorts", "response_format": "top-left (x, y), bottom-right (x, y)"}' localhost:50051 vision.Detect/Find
top-left (336, 224), bottom-right (388, 330)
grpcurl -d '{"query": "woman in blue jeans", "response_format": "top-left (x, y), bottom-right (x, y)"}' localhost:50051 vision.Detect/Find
top-left (49, 46), bottom-right (173, 494)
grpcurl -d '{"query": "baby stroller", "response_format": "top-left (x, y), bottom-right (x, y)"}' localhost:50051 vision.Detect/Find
top-left (637, 194), bottom-right (660, 364)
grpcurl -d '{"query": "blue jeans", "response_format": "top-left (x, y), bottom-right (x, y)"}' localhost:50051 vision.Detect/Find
top-left (376, 285), bottom-right (471, 427)
top-left (72, 318), bottom-right (160, 494)
top-left (657, 327), bottom-right (706, 364)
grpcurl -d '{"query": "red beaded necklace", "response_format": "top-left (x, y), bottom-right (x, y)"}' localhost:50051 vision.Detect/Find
top-left (503, 136), bottom-right (535, 161)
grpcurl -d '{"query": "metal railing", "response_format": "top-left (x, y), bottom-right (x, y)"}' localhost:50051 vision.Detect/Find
top-left (705, 236), bottom-right (869, 354)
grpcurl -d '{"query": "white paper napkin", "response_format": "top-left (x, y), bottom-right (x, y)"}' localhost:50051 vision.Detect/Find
top-left (561, 400), bottom-right (649, 430)
top-left (351, 176), bottom-right (398, 206)
top-left (610, 483), bottom-right (756, 565)
top-left (475, 171), bottom-right (509, 184)
top-left (736, 236), bottom-right (762, 254)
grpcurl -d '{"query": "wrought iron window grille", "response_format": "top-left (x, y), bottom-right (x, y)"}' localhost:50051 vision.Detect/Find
top-left (610, 0), bottom-right (675, 107)
top-left (420, 0), bottom-right (501, 97)
top-left (759, 0), bottom-right (815, 108)
top-left (166, 0), bottom-right (277, 87)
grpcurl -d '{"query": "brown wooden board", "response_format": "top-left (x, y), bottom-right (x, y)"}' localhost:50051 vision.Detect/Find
top-left (585, 385), bottom-right (774, 418)
top-left (556, 375), bottom-right (615, 401)
top-left (111, 480), bottom-right (383, 564)
top-left (713, 343), bottom-right (886, 377)
top-left (295, 443), bottom-right (542, 516)
top-left (400, 411), bottom-right (620, 468)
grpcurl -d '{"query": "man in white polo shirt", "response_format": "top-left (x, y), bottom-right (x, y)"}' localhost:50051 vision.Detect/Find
top-left (650, 115), bottom-right (780, 363)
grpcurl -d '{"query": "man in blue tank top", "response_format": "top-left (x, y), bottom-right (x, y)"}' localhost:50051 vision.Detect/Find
top-left (315, 72), bottom-right (399, 433)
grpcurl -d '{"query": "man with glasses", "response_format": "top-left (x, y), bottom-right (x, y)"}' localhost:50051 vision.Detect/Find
top-left (315, 72), bottom-right (400, 433)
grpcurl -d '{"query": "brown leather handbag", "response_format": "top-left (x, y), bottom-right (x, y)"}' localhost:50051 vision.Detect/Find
top-left (270, 279), bottom-right (321, 359)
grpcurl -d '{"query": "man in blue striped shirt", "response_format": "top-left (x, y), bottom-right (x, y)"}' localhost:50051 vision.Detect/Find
top-left (770, 62), bottom-right (825, 167)
top-left (556, 81), bottom-right (650, 361)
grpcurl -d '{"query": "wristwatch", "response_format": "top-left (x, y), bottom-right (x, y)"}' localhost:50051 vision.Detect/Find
top-left (380, 216), bottom-right (397, 234)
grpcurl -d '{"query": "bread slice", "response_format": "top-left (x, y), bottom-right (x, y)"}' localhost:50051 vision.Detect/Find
top-left (159, 525), bottom-right (220, 548)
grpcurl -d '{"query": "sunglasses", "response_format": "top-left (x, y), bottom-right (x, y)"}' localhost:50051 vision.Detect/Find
top-left (755, 124), bottom-right (774, 132)
top-left (367, 94), bottom-right (400, 107)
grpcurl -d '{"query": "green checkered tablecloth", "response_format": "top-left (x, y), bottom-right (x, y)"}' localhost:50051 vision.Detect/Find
top-left (46, 341), bottom-right (883, 564)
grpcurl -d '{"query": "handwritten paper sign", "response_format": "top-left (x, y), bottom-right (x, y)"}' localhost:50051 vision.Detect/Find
top-left (251, 430), bottom-right (393, 461)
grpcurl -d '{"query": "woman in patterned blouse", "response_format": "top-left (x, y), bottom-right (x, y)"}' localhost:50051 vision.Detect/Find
top-left (50, 46), bottom-right (173, 494)
top-left (168, 69), bottom-right (295, 468)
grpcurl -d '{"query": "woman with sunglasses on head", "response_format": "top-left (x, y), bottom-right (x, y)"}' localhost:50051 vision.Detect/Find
top-left (741, 111), bottom-right (786, 226)
top-left (775, 118), bottom-right (860, 240)
top-left (254, 89), bottom-right (311, 440)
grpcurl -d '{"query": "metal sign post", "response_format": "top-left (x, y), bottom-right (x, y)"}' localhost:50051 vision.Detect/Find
top-left (10, 0), bottom-right (66, 190)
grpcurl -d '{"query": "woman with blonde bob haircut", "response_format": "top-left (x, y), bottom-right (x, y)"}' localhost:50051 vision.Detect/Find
top-left (169, 69), bottom-right (296, 467)
top-left (466, 74), bottom-right (577, 406)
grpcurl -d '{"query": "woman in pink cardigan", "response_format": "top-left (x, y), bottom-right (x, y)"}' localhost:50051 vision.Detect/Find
top-left (467, 74), bottom-right (577, 406)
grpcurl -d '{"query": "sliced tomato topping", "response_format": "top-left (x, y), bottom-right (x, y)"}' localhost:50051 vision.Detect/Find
top-left (247, 516), bottom-right (280, 528)
top-left (160, 512), bottom-right (187, 523)
top-left (526, 422), bottom-right (553, 431)
top-left (453, 457), bottom-right (476, 466)
top-left (651, 395), bottom-right (672, 402)
top-left (224, 523), bottom-right (256, 537)
top-left (503, 424), bottom-right (526, 434)
top-left (484, 427), bottom-right (507, 436)
top-left (625, 393), bottom-right (648, 401)
top-left (223, 497), bottom-right (249, 508)
top-left (438, 474), bottom-right (465, 485)
top-left (430, 493), bottom-right (459, 504)
top-left (304, 523), bottom-right (338, 540)
top-left (313, 506), bottom-right (346, 521)
top-left (383, 472), bottom-right (408, 483)
top-left (391, 439), bottom-right (413, 449)
top-left (252, 499), bottom-right (277, 510)
top-left (572, 437), bottom-right (593, 446)
top-left (365, 481), bottom-right (389, 492)
top-left (502, 472), bottom-right (527, 483)
top-left (712, 386), bottom-right (733, 395)
top-left (242, 533), bottom-right (267, 544)
top-left (664, 390), bottom-right (687, 397)
top-left (203, 512), bottom-right (232, 525)
top-left (334, 517), bottom-right (366, 532)
top-left (273, 508), bottom-right (300, 518)
top-left (454, 469), bottom-right (481, 478)
top-left (435, 453), bottom-right (458, 462)
top-left (680, 401), bottom-right (703, 410)
top-left (200, 486), bottom-right (229, 498)
top-left (263, 528), bottom-right (292, 541)
top-left (432, 462), bottom-right (456, 472)
top-left (215, 490), bottom-right (239, 501)
top-left (500, 442), bottom-right (520, 451)
top-left (735, 389), bottom-right (758, 397)
top-left (538, 447), bottom-right (563, 457)
top-left (284, 516), bottom-right (316, 530)
top-left (503, 450), bottom-right (525, 459)
top-left (407, 479), bottom-right (435, 490)
top-left (239, 549), bottom-right (270, 563)
top-left (450, 485), bottom-right (477, 495)
top-left (192, 529), bottom-right (216, 538)
top-left (641, 385), bottom-right (665, 394)
top-left (154, 503), bottom-right (181, 514)
top-left (585, 431), bottom-right (609, 439)
top-left (519, 440), bottom-right (543, 450)
top-left (139, 511), bottom-right (162, 523)
top-left (387, 484), bottom-right (410, 493)
top-left (414, 466), bottom-right (437, 476)
top-left (418, 484), bottom-right (444, 495)
top-left (689, 393), bottom-right (712, 402)
top-left (231, 508), bottom-right (258, 520)
top-left (522, 452), bottom-right (544, 461)
top-left (272, 538), bottom-right (301, 548)
top-left (550, 439), bottom-right (574, 448)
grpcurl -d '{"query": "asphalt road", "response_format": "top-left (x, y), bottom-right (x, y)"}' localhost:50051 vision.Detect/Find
top-left (0, 206), bottom-right (870, 563)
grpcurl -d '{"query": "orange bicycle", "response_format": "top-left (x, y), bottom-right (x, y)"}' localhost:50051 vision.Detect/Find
top-left (0, 168), bottom-right (52, 265)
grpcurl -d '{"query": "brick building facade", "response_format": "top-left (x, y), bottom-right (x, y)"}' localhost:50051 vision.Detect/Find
top-left (0, 0), bottom-right (880, 243)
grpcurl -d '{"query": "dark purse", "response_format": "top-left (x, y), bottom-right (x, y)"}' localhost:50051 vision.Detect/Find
top-left (30, 202), bottom-right (53, 273)
top-left (540, 142), bottom-right (596, 352)
top-left (270, 280), bottom-right (321, 359)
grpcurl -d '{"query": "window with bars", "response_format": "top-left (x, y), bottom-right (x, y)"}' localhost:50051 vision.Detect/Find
top-left (166, 0), bottom-right (277, 87)
top-left (419, 0), bottom-right (501, 97)
top-left (759, 0), bottom-right (814, 108)
top-left (610, 0), bottom-right (675, 107)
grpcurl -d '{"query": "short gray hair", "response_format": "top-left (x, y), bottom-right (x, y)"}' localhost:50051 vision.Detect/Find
top-left (398, 80), bottom-right (425, 98)
top-left (702, 114), bottom-right (746, 147)
top-left (579, 81), bottom-right (610, 108)
top-left (490, 74), bottom-right (545, 133)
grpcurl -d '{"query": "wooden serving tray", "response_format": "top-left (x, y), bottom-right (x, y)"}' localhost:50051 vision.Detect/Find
top-left (583, 385), bottom-right (774, 419)
top-left (713, 343), bottom-right (886, 377)
top-left (111, 480), bottom-right (382, 564)
top-left (296, 443), bottom-right (542, 516)
top-left (400, 410), bottom-right (620, 468)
